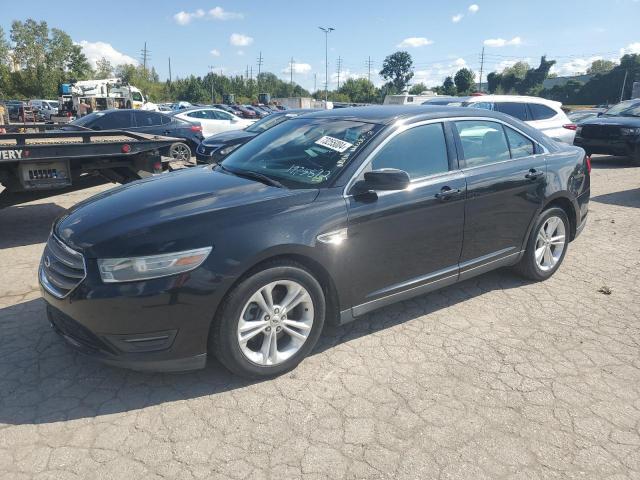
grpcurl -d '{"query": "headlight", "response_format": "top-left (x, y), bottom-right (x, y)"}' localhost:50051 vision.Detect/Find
top-left (219, 144), bottom-right (241, 156)
top-left (98, 247), bottom-right (212, 283)
top-left (621, 127), bottom-right (640, 136)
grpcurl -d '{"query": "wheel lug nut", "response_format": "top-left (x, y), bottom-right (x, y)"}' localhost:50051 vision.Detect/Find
top-left (274, 308), bottom-right (279, 314)
top-left (265, 326), bottom-right (271, 332)
top-left (265, 315), bottom-right (270, 320)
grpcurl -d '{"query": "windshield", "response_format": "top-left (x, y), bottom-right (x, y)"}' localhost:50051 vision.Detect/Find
top-left (221, 117), bottom-right (381, 188)
top-left (245, 114), bottom-right (290, 133)
top-left (604, 100), bottom-right (640, 117)
top-left (132, 92), bottom-right (144, 102)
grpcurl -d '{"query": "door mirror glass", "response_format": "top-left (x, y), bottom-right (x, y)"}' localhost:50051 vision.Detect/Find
top-left (353, 168), bottom-right (410, 193)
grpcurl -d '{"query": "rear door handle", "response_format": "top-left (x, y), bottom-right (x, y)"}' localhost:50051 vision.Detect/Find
top-left (435, 186), bottom-right (462, 201)
top-left (525, 169), bottom-right (545, 180)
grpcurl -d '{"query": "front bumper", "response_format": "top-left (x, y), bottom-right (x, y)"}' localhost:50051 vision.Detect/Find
top-left (574, 136), bottom-right (639, 156)
top-left (40, 264), bottom-right (218, 372)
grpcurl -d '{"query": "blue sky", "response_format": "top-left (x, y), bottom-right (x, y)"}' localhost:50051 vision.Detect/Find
top-left (3, 0), bottom-right (640, 91)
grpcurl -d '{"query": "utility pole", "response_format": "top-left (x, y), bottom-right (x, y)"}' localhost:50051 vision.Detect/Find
top-left (168, 57), bottom-right (172, 83)
top-left (478, 46), bottom-right (485, 93)
top-left (366, 56), bottom-right (373, 83)
top-left (208, 65), bottom-right (215, 104)
top-left (318, 26), bottom-right (335, 104)
top-left (314, 73), bottom-right (317, 92)
top-left (336, 56), bottom-right (343, 89)
top-left (246, 65), bottom-right (249, 80)
top-left (289, 57), bottom-right (295, 85)
top-left (257, 51), bottom-right (263, 91)
top-left (620, 69), bottom-right (629, 102)
top-left (140, 42), bottom-right (151, 75)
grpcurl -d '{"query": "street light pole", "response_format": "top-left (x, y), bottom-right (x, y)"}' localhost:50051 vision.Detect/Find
top-left (208, 65), bottom-right (215, 104)
top-left (318, 26), bottom-right (334, 105)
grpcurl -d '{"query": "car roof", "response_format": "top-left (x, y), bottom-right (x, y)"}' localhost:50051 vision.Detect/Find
top-left (465, 94), bottom-right (562, 108)
top-left (167, 106), bottom-right (230, 115)
top-left (296, 105), bottom-right (513, 125)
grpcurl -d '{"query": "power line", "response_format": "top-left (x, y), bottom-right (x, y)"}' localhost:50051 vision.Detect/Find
top-left (289, 57), bottom-right (295, 85)
top-left (168, 57), bottom-right (172, 84)
top-left (478, 47), bottom-right (485, 92)
top-left (257, 51), bottom-right (263, 91)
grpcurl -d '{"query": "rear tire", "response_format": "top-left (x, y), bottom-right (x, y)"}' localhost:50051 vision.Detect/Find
top-left (630, 146), bottom-right (640, 167)
top-left (210, 262), bottom-right (326, 379)
top-left (514, 207), bottom-right (570, 281)
top-left (168, 142), bottom-right (192, 161)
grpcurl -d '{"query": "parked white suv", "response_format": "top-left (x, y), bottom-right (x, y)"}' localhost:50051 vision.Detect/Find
top-left (462, 95), bottom-right (575, 144)
top-left (170, 107), bottom-right (254, 138)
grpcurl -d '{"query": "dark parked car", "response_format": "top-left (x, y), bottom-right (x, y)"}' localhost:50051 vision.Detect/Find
top-left (65, 109), bottom-right (204, 160)
top-left (573, 99), bottom-right (640, 165)
top-left (40, 106), bottom-right (590, 378)
top-left (228, 104), bottom-right (257, 119)
top-left (195, 109), bottom-right (318, 163)
top-left (243, 105), bottom-right (269, 118)
top-left (567, 108), bottom-right (604, 124)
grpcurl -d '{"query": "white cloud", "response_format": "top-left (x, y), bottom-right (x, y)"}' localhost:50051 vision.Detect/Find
top-left (620, 42), bottom-right (640, 55)
top-left (397, 37), bottom-right (434, 48)
top-left (76, 40), bottom-right (138, 67)
top-left (210, 49), bottom-right (221, 57)
top-left (468, 4), bottom-right (480, 13)
top-left (283, 62), bottom-right (312, 75)
top-left (483, 36), bottom-right (522, 47)
top-left (550, 56), bottom-right (609, 76)
top-left (230, 33), bottom-right (253, 47)
top-left (452, 14), bottom-right (463, 23)
top-left (412, 57), bottom-right (469, 88)
top-left (173, 7), bottom-right (243, 25)
top-left (236, 50), bottom-right (245, 56)
top-left (208, 7), bottom-right (243, 20)
top-left (331, 69), bottom-right (364, 84)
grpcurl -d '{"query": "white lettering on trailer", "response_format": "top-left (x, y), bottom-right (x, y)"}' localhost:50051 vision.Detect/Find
top-left (0, 150), bottom-right (23, 160)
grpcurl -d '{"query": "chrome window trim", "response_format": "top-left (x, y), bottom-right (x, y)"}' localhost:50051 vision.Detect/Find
top-left (343, 116), bottom-right (547, 197)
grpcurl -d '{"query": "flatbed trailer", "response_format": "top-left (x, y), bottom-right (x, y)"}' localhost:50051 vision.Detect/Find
top-left (0, 129), bottom-right (180, 208)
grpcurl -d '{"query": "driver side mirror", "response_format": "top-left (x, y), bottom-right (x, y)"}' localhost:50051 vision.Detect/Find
top-left (351, 168), bottom-right (410, 195)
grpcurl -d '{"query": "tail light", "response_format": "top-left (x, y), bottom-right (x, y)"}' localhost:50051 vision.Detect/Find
top-left (121, 144), bottom-right (131, 153)
top-left (585, 155), bottom-right (591, 174)
top-left (563, 124), bottom-right (577, 130)
top-left (190, 125), bottom-right (202, 132)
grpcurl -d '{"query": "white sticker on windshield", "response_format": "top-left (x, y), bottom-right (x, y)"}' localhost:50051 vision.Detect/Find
top-left (315, 136), bottom-right (353, 153)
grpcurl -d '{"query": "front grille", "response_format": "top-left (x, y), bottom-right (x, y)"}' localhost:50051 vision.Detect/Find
top-left (198, 145), bottom-right (219, 156)
top-left (581, 125), bottom-right (621, 140)
top-left (40, 235), bottom-right (86, 298)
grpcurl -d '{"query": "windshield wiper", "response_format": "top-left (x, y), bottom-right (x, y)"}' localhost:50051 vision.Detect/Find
top-left (218, 164), bottom-right (285, 188)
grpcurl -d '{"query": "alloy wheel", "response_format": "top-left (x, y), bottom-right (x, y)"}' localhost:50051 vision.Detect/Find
top-left (535, 215), bottom-right (566, 272)
top-left (237, 280), bottom-right (314, 366)
top-left (171, 144), bottom-right (191, 161)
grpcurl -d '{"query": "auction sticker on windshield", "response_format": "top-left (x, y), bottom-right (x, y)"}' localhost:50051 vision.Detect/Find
top-left (315, 136), bottom-right (353, 153)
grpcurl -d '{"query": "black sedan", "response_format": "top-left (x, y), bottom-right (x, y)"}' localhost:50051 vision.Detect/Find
top-left (195, 109), bottom-right (318, 163)
top-left (573, 99), bottom-right (640, 165)
top-left (67, 109), bottom-right (204, 160)
top-left (40, 106), bottom-right (590, 378)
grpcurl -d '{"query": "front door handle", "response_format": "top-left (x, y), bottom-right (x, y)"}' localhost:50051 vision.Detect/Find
top-left (525, 169), bottom-right (545, 180)
top-left (435, 186), bottom-right (462, 201)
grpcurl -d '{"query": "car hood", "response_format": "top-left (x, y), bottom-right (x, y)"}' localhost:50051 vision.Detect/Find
top-left (55, 166), bottom-right (318, 258)
top-left (581, 116), bottom-right (640, 127)
top-left (202, 129), bottom-right (256, 145)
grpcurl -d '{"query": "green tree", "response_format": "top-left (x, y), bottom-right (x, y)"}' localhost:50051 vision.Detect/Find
top-left (486, 72), bottom-right (501, 93)
top-left (454, 68), bottom-right (475, 94)
top-left (337, 77), bottom-right (377, 103)
top-left (502, 61), bottom-right (529, 80)
top-left (587, 59), bottom-right (616, 75)
top-left (95, 57), bottom-right (113, 79)
top-left (408, 82), bottom-right (428, 95)
top-left (380, 51), bottom-right (414, 93)
top-left (442, 76), bottom-right (456, 95)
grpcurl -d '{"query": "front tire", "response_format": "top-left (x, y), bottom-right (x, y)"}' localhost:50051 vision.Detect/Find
top-left (514, 207), bottom-right (570, 281)
top-left (210, 262), bottom-right (326, 379)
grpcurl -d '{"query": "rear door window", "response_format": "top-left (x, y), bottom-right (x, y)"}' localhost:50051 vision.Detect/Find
top-left (528, 103), bottom-right (557, 120)
top-left (134, 111), bottom-right (163, 127)
top-left (370, 123), bottom-right (450, 179)
top-left (454, 120), bottom-right (511, 167)
top-left (494, 102), bottom-right (529, 121)
top-left (504, 127), bottom-right (535, 158)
